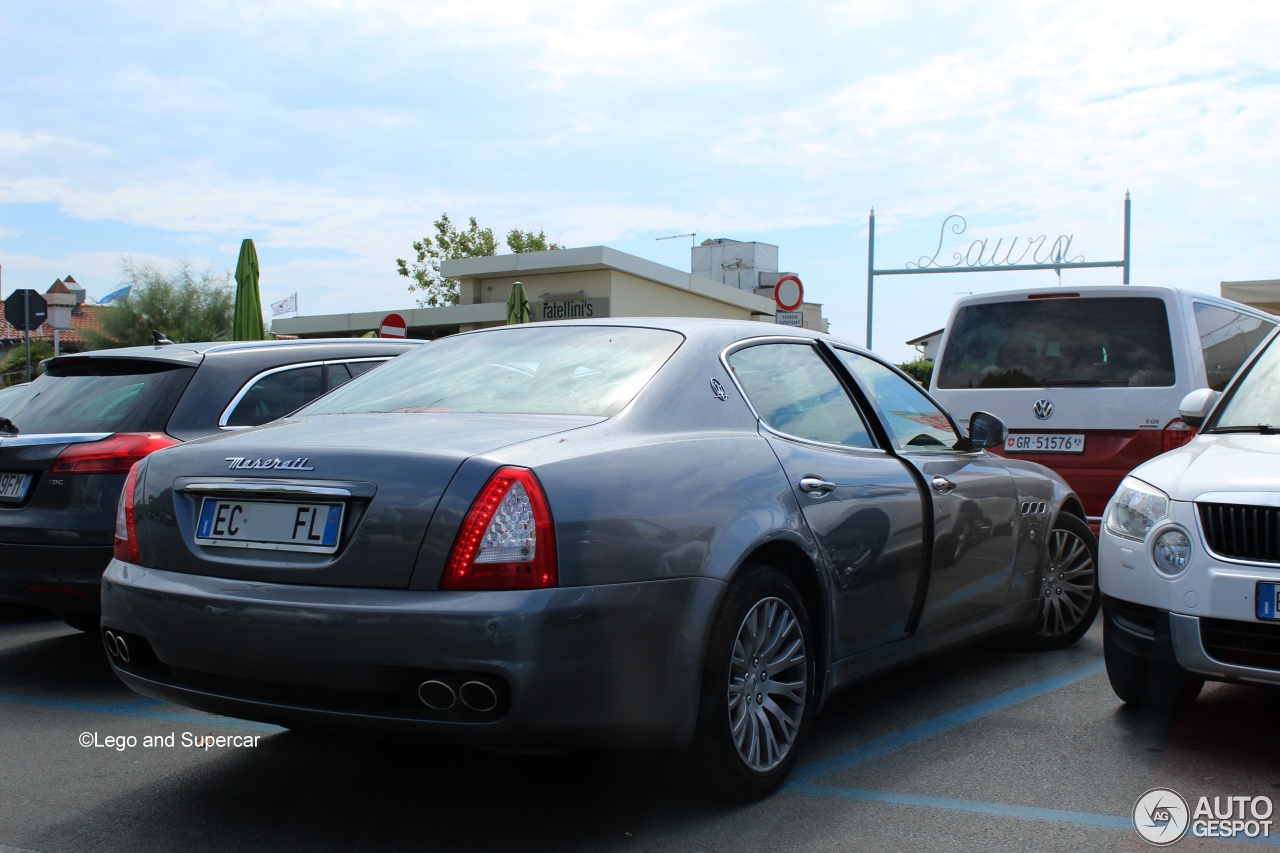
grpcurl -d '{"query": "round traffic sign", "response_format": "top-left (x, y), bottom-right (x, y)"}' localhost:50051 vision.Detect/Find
top-left (774, 275), bottom-right (803, 312)
top-left (379, 313), bottom-right (407, 338)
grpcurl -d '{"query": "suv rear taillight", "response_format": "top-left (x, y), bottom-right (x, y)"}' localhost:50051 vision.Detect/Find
top-left (53, 433), bottom-right (179, 474)
top-left (442, 467), bottom-right (557, 591)
top-left (1163, 418), bottom-right (1197, 452)
top-left (113, 460), bottom-right (144, 564)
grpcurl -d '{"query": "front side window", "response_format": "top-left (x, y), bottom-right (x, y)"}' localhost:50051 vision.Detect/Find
top-left (728, 343), bottom-right (873, 447)
top-left (834, 349), bottom-right (961, 450)
top-left (936, 297), bottom-right (1176, 389)
top-left (304, 326), bottom-right (682, 418)
top-left (1194, 302), bottom-right (1275, 391)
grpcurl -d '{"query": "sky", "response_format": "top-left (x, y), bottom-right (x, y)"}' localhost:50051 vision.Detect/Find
top-left (3, 1), bottom-right (1280, 363)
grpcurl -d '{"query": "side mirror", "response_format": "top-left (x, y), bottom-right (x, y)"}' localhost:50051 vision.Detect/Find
top-left (1179, 388), bottom-right (1221, 429)
top-left (967, 411), bottom-right (1006, 449)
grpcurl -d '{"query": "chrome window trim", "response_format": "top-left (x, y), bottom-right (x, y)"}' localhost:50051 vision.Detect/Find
top-left (218, 358), bottom-right (391, 429)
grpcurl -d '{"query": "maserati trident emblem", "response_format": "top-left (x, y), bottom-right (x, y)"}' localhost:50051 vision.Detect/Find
top-left (225, 456), bottom-right (315, 471)
top-left (1032, 398), bottom-right (1054, 420)
top-left (710, 378), bottom-right (728, 401)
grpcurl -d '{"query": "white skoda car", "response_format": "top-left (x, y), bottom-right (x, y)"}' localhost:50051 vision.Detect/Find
top-left (1100, 325), bottom-right (1280, 707)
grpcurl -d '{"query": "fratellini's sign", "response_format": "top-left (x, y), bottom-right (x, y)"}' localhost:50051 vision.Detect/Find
top-left (532, 298), bottom-right (610, 321)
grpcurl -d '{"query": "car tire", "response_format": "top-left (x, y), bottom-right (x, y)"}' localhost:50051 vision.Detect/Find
top-left (686, 564), bottom-right (815, 800)
top-left (1024, 513), bottom-right (1100, 650)
top-left (57, 611), bottom-right (100, 633)
top-left (1104, 621), bottom-right (1204, 708)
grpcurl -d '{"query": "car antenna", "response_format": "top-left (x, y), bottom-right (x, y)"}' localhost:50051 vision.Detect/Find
top-left (152, 330), bottom-right (175, 347)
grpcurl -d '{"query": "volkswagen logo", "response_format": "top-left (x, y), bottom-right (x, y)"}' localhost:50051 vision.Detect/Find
top-left (1032, 398), bottom-right (1054, 420)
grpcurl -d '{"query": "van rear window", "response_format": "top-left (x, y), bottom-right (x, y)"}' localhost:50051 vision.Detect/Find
top-left (936, 297), bottom-right (1175, 389)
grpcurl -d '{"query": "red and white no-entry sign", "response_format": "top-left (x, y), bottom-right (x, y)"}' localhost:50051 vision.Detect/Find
top-left (774, 275), bottom-right (804, 312)
top-left (379, 313), bottom-right (407, 338)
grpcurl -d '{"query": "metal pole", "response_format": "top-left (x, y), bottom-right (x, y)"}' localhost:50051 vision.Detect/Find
top-left (1122, 192), bottom-right (1131, 284)
top-left (23, 289), bottom-right (32, 383)
top-left (866, 208), bottom-right (876, 350)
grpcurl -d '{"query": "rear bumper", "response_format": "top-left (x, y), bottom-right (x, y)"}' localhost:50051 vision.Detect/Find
top-left (0, 542), bottom-right (112, 612)
top-left (101, 560), bottom-right (724, 750)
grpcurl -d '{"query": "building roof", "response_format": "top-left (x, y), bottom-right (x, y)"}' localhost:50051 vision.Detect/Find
top-left (0, 304), bottom-right (110, 349)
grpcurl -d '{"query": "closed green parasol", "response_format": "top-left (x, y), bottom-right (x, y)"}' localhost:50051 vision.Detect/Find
top-left (506, 280), bottom-right (531, 324)
top-left (232, 238), bottom-right (265, 340)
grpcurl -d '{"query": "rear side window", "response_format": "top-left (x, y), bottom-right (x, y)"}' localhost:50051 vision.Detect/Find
top-left (1193, 302), bottom-right (1276, 391)
top-left (303, 326), bottom-right (682, 417)
top-left (728, 343), bottom-right (873, 447)
top-left (936, 297), bottom-right (1175, 389)
top-left (3, 360), bottom-right (195, 434)
top-left (224, 365), bottom-right (325, 427)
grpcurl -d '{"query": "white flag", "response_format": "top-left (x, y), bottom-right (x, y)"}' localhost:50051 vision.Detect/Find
top-left (270, 293), bottom-right (297, 316)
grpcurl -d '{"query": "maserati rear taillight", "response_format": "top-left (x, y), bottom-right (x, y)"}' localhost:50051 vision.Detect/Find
top-left (53, 433), bottom-right (179, 474)
top-left (113, 460), bottom-right (144, 564)
top-left (442, 467), bottom-right (557, 591)
top-left (1163, 418), bottom-right (1196, 452)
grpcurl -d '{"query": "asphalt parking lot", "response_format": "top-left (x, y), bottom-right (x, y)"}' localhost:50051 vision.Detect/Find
top-left (2, 604), bottom-right (1279, 852)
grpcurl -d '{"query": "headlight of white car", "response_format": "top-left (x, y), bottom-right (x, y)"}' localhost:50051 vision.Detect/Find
top-left (1105, 477), bottom-right (1169, 541)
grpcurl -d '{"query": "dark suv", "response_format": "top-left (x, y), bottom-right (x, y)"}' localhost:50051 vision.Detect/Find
top-left (0, 337), bottom-right (425, 628)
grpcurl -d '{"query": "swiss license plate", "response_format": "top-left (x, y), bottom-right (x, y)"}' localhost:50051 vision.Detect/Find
top-left (1004, 433), bottom-right (1085, 454)
top-left (1257, 583), bottom-right (1280, 620)
top-left (0, 472), bottom-right (32, 503)
top-left (195, 498), bottom-right (343, 554)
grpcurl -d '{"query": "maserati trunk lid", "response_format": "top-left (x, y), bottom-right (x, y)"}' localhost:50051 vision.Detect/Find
top-left (134, 413), bottom-right (599, 588)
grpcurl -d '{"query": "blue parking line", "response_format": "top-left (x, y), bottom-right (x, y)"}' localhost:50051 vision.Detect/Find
top-left (789, 659), bottom-right (1106, 785)
top-left (792, 784), bottom-right (1131, 830)
top-left (0, 691), bottom-right (283, 733)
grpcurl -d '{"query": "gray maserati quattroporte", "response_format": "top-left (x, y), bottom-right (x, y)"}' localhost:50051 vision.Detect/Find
top-left (100, 318), bottom-right (1098, 799)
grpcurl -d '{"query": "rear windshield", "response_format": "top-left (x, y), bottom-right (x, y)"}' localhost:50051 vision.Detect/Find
top-left (936, 297), bottom-right (1175, 389)
top-left (302, 326), bottom-right (683, 417)
top-left (3, 360), bottom-right (195, 434)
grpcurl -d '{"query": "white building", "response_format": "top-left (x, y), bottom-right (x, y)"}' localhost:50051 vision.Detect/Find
top-left (272, 241), bottom-right (828, 339)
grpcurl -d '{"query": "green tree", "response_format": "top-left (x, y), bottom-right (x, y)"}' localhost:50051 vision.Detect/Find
top-left (396, 214), bottom-right (563, 308)
top-left (898, 357), bottom-right (934, 387)
top-left (87, 259), bottom-right (236, 349)
top-left (1, 340), bottom-right (54, 386)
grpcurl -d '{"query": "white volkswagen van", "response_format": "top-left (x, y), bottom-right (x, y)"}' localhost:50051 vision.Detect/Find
top-left (929, 286), bottom-right (1275, 525)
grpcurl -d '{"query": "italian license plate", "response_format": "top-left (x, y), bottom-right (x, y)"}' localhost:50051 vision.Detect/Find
top-left (0, 472), bottom-right (32, 503)
top-left (1257, 583), bottom-right (1280, 620)
top-left (195, 498), bottom-right (343, 554)
top-left (1004, 433), bottom-right (1085, 454)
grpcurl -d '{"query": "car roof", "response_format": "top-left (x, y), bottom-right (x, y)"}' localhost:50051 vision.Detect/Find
top-left (43, 337), bottom-right (429, 368)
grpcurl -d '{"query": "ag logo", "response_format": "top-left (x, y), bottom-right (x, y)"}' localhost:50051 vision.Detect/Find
top-left (1032, 398), bottom-right (1054, 421)
top-left (1133, 787), bottom-right (1190, 846)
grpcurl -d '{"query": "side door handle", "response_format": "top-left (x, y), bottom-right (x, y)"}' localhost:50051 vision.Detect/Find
top-left (932, 476), bottom-right (957, 494)
top-left (799, 476), bottom-right (837, 496)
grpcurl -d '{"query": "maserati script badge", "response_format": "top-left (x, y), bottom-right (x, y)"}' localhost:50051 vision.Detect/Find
top-left (225, 456), bottom-right (315, 471)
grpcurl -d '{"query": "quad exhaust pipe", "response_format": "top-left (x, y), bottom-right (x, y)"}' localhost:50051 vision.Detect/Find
top-left (458, 680), bottom-right (499, 713)
top-left (417, 676), bottom-right (502, 714)
top-left (102, 629), bottom-right (131, 663)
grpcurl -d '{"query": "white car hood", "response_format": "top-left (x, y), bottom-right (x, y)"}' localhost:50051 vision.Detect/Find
top-left (1131, 434), bottom-right (1280, 502)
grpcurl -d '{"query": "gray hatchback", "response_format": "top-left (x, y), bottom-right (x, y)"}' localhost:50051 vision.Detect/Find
top-left (0, 337), bottom-right (423, 628)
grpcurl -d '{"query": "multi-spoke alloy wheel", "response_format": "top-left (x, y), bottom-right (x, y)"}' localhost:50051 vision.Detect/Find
top-left (1031, 513), bottom-right (1100, 649)
top-left (727, 596), bottom-right (808, 773)
top-left (689, 565), bottom-right (814, 800)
